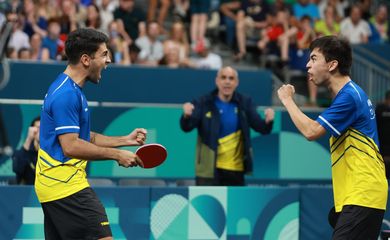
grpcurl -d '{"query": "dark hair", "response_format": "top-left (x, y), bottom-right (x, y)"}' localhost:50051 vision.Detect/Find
top-left (65, 28), bottom-right (109, 65)
top-left (30, 116), bottom-right (40, 127)
top-left (309, 36), bottom-right (352, 76)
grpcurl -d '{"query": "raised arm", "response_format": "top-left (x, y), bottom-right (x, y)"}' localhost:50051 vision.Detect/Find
top-left (278, 84), bottom-right (326, 140)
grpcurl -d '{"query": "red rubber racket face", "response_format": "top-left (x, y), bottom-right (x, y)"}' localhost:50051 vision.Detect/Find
top-left (135, 144), bottom-right (167, 168)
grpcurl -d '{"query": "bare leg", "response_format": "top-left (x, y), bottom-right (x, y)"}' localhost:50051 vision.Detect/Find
top-left (236, 11), bottom-right (246, 58)
top-left (191, 14), bottom-right (199, 42)
top-left (198, 13), bottom-right (208, 41)
top-left (278, 34), bottom-right (289, 62)
top-left (158, 0), bottom-right (171, 31)
top-left (148, 0), bottom-right (158, 22)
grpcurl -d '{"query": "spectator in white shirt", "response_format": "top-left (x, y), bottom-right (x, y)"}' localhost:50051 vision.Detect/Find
top-left (191, 38), bottom-right (222, 70)
top-left (340, 5), bottom-right (371, 44)
top-left (135, 20), bottom-right (164, 66)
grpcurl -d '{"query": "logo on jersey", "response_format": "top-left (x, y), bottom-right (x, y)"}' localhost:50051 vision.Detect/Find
top-left (367, 99), bottom-right (375, 119)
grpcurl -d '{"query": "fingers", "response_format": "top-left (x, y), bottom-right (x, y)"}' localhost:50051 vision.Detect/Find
top-left (118, 151), bottom-right (144, 168)
top-left (135, 155), bottom-right (144, 168)
top-left (183, 102), bottom-right (194, 117)
top-left (135, 128), bottom-right (147, 145)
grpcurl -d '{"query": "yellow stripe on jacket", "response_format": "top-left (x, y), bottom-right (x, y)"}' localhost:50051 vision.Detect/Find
top-left (216, 130), bottom-right (244, 171)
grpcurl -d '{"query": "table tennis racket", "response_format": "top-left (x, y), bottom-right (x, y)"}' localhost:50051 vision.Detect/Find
top-left (135, 143), bottom-right (167, 168)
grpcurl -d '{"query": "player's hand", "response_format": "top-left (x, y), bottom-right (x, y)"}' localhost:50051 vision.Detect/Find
top-left (117, 149), bottom-right (144, 168)
top-left (183, 102), bottom-right (194, 117)
top-left (125, 128), bottom-right (147, 146)
top-left (27, 126), bottom-right (38, 140)
top-left (277, 84), bottom-right (295, 104)
top-left (264, 108), bottom-right (275, 124)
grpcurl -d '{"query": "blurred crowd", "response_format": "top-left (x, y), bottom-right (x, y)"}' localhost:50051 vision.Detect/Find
top-left (0, 0), bottom-right (388, 71)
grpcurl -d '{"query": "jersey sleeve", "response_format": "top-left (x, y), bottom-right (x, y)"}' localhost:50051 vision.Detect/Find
top-left (51, 91), bottom-right (81, 135)
top-left (316, 92), bottom-right (357, 137)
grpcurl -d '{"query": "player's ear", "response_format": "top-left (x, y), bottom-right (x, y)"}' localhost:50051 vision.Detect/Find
top-left (81, 54), bottom-right (91, 67)
top-left (328, 60), bottom-right (338, 72)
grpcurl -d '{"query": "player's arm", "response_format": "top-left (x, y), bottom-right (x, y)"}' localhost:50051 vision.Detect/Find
top-left (58, 133), bottom-right (143, 167)
top-left (278, 84), bottom-right (326, 141)
top-left (180, 100), bottom-right (201, 132)
top-left (90, 128), bottom-right (147, 147)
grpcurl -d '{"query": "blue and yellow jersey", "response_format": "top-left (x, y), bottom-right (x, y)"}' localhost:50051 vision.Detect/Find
top-left (317, 81), bottom-right (387, 212)
top-left (35, 73), bottom-right (90, 203)
top-left (215, 98), bottom-right (244, 171)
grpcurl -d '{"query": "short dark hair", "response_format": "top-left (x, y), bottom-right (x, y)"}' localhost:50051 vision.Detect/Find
top-left (30, 116), bottom-right (40, 127)
top-left (309, 36), bottom-right (352, 76)
top-left (65, 28), bottom-right (109, 65)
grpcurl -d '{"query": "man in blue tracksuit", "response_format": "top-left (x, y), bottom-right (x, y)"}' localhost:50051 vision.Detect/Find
top-left (180, 66), bottom-right (274, 186)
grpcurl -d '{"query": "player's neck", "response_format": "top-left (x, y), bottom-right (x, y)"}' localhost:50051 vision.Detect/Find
top-left (329, 75), bottom-right (351, 98)
top-left (63, 65), bottom-right (87, 87)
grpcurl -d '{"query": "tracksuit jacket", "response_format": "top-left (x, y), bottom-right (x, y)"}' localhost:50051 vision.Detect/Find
top-left (180, 89), bottom-right (273, 179)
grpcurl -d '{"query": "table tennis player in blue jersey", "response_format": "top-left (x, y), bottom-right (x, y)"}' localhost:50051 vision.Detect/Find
top-left (35, 28), bottom-right (147, 240)
top-left (278, 36), bottom-right (387, 240)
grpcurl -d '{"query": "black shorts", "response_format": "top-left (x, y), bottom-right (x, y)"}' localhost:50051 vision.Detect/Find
top-left (196, 168), bottom-right (245, 186)
top-left (41, 187), bottom-right (112, 240)
top-left (332, 205), bottom-right (384, 240)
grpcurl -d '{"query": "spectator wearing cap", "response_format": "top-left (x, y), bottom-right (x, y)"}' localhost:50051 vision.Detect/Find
top-left (191, 38), bottom-right (222, 70)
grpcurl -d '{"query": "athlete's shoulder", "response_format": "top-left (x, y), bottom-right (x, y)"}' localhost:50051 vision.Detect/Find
top-left (47, 74), bottom-right (81, 99)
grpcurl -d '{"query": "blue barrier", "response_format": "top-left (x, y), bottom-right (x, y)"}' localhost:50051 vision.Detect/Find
top-left (0, 62), bottom-right (273, 106)
top-left (1, 186), bottom-right (390, 240)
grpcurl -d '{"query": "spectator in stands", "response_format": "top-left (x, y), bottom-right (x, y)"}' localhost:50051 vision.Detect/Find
top-left (22, 0), bottom-right (47, 38)
top-left (173, 0), bottom-right (189, 20)
top-left (129, 43), bottom-right (141, 64)
top-left (191, 38), bottom-right (222, 70)
top-left (58, 0), bottom-right (80, 36)
top-left (5, 47), bottom-right (18, 59)
top-left (96, 0), bottom-right (114, 35)
top-left (159, 41), bottom-right (183, 68)
top-left (220, 0), bottom-right (241, 49)
top-left (293, 0), bottom-right (320, 22)
top-left (340, 4), bottom-right (371, 44)
top-left (36, 0), bottom-right (58, 22)
top-left (42, 18), bottom-right (64, 60)
top-left (135, 20), bottom-right (164, 66)
top-left (278, 36), bottom-right (387, 239)
top-left (17, 47), bottom-right (32, 60)
top-left (270, 0), bottom-right (292, 14)
top-left (318, 0), bottom-right (346, 21)
top-left (6, 10), bottom-right (31, 52)
top-left (84, 3), bottom-right (103, 32)
top-left (163, 21), bottom-right (190, 63)
top-left (235, 0), bottom-right (271, 61)
top-left (376, 90), bottom-right (390, 178)
top-left (30, 33), bottom-right (50, 61)
top-left (357, 0), bottom-right (372, 21)
top-left (189, 0), bottom-right (210, 48)
top-left (147, 0), bottom-right (171, 33)
top-left (315, 5), bottom-right (340, 37)
top-left (12, 116), bottom-right (40, 185)
top-left (257, 9), bottom-right (290, 63)
top-left (113, 0), bottom-right (146, 41)
top-left (180, 66), bottom-right (274, 186)
top-left (369, 4), bottom-right (388, 43)
top-left (107, 20), bottom-right (131, 64)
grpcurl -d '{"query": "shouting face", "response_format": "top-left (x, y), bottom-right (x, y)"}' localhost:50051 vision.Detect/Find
top-left (216, 67), bottom-right (239, 102)
top-left (87, 43), bottom-right (111, 84)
